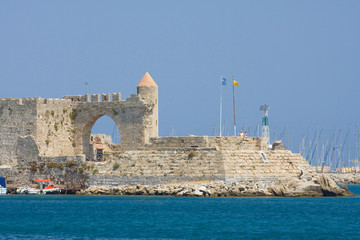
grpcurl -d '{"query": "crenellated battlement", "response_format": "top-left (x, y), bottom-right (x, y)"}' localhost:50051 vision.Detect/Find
top-left (63, 93), bottom-right (123, 103)
top-left (0, 97), bottom-right (41, 106)
top-left (1, 91), bottom-right (133, 108)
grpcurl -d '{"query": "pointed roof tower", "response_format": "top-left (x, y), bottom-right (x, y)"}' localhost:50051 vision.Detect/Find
top-left (137, 72), bottom-right (157, 87)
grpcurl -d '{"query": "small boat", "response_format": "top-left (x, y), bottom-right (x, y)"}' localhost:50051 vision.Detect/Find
top-left (15, 186), bottom-right (32, 194)
top-left (0, 176), bottom-right (6, 195)
top-left (18, 179), bottom-right (61, 195)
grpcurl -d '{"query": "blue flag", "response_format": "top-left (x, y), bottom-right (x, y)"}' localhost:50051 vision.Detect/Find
top-left (221, 77), bottom-right (227, 85)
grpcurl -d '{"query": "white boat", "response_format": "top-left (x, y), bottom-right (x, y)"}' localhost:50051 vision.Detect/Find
top-left (33, 179), bottom-right (61, 195)
top-left (17, 179), bottom-right (61, 195)
top-left (0, 176), bottom-right (7, 195)
top-left (15, 185), bottom-right (40, 194)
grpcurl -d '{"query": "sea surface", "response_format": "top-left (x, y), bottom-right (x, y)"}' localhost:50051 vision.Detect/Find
top-left (1, 185), bottom-right (360, 240)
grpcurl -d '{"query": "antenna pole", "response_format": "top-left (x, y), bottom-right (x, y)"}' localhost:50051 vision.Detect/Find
top-left (219, 75), bottom-right (223, 136)
top-left (85, 82), bottom-right (88, 95)
top-left (232, 76), bottom-right (236, 136)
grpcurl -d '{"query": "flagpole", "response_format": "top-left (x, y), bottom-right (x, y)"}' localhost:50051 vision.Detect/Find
top-left (220, 75), bottom-right (223, 137)
top-left (232, 76), bottom-right (236, 136)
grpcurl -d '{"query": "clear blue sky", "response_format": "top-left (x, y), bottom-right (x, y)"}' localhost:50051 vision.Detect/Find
top-left (1, 1), bottom-right (359, 152)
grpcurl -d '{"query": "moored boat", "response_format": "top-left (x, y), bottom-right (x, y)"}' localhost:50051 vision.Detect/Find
top-left (0, 176), bottom-right (6, 195)
top-left (17, 179), bottom-right (61, 195)
top-left (36, 180), bottom-right (61, 194)
top-left (15, 186), bottom-right (38, 195)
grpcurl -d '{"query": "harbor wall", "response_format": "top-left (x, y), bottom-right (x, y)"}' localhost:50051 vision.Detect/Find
top-left (1, 136), bottom-right (314, 190)
top-left (88, 137), bottom-right (313, 187)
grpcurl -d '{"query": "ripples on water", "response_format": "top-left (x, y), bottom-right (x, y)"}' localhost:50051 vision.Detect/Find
top-left (0, 186), bottom-right (359, 239)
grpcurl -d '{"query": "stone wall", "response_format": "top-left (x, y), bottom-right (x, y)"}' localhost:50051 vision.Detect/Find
top-left (88, 138), bottom-right (313, 187)
top-left (90, 147), bottom-right (225, 186)
top-left (0, 154), bottom-right (87, 190)
top-left (222, 150), bottom-right (313, 181)
top-left (35, 98), bottom-right (77, 157)
top-left (0, 98), bottom-right (38, 166)
top-left (148, 136), bottom-right (267, 151)
top-left (1, 133), bottom-right (317, 191)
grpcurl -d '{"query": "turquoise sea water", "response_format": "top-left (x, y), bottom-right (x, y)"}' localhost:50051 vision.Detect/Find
top-left (1, 186), bottom-right (360, 240)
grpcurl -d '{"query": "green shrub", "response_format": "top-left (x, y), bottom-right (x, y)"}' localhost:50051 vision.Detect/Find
top-left (56, 163), bottom-right (64, 170)
top-left (54, 123), bottom-right (59, 131)
top-left (188, 150), bottom-right (196, 159)
top-left (65, 160), bottom-right (77, 167)
top-left (47, 162), bottom-right (56, 168)
top-left (30, 162), bottom-right (37, 172)
top-left (113, 162), bottom-right (120, 170)
top-left (69, 110), bottom-right (77, 120)
top-left (93, 169), bottom-right (99, 175)
top-left (45, 139), bottom-right (50, 145)
top-left (82, 163), bottom-right (90, 170)
top-left (39, 163), bottom-right (45, 171)
top-left (50, 110), bottom-right (55, 116)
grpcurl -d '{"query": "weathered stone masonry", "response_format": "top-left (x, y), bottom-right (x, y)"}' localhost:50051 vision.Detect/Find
top-left (0, 72), bottom-right (158, 168)
top-left (0, 72), bottom-right (316, 191)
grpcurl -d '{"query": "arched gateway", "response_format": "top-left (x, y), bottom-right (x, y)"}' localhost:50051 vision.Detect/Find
top-left (72, 72), bottom-right (159, 156)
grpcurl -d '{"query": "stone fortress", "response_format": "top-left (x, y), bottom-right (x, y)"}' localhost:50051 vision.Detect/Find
top-left (0, 73), bottom-right (353, 196)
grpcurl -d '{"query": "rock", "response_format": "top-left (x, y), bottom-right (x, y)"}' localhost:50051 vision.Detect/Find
top-left (272, 140), bottom-right (286, 150)
top-left (327, 173), bottom-right (360, 185)
top-left (340, 184), bottom-right (356, 196)
top-left (79, 175), bottom-right (356, 198)
top-left (316, 174), bottom-right (343, 196)
top-left (267, 186), bottom-right (284, 196)
top-left (172, 188), bottom-right (184, 195)
top-left (155, 188), bottom-right (169, 195)
top-left (176, 189), bottom-right (189, 196)
top-left (193, 189), bottom-right (203, 196)
top-left (135, 189), bottom-right (146, 195)
top-left (198, 186), bottom-right (207, 192)
top-left (124, 186), bottom-right (137, 195)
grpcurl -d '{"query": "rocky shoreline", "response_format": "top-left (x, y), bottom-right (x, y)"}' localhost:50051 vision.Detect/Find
top-left (77, 173), bottom-right (356, 197)
top-left (326, 173), bottom-right (360, 185)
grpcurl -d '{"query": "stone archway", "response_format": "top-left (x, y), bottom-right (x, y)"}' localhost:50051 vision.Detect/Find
top-left (82, 113), bottom-right (122, 157)
top-left (69, 89), bottom-right (157, 156)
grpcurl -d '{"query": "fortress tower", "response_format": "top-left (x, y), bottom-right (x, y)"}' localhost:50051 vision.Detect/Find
top-left (137, 72), bottom-right (159, 141)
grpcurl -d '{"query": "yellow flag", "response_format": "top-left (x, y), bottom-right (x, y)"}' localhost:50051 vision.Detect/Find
top-left (233, 80), bottom-right (239, 86)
